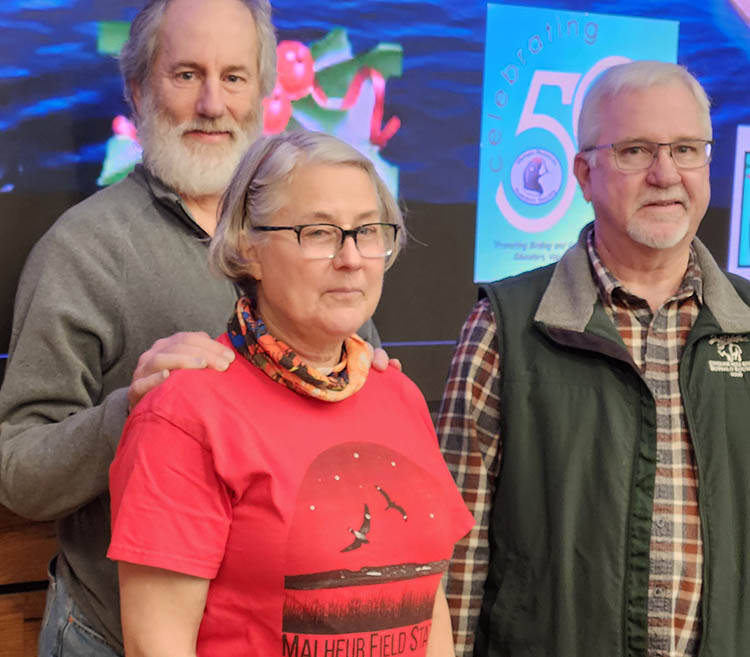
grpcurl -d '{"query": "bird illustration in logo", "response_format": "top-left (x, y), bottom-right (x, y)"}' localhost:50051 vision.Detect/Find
top-left (341, 504), bottom-right (372, 552)
top-left (523, 157), bottom-right (546, 194)
top-left (375, 485), bottom-right (408, 520)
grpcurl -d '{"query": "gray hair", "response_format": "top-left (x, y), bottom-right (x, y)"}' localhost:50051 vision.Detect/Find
top-left (119, 0), bottom-right (277, 119)
top-left (209, 130), bottom-right (406, 292)
top-left (577, 60), bottom-right (712, 156)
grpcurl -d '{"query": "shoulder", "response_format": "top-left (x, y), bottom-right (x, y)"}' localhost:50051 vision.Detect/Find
top-left (138, 361), bottom-right (245, 414)
top-left (463, 297), bottom-right (495, 329)
top-left (29, 173), bottom-right (151, 264)
top-left (724, 272), bottom-right (750, 305)
top-left (126, 369), bottom-right (224, 447)
top-left (129, 358), bottom-right (264, 438)
top-left (481, 261), bottom-right (556, 299)
top-left (363, 366), bottom-right (433, 421)
top-left (23, 169), bottom-right (183, 288)
top-left (367, 365), bottom-right (425, 401)
top-left (50, 171), bottom-right (152, 238)
top-left (446, 298), bottom-right (497, 359)
top-left (354, 366), bottom-right (424, 412)
top-left (479, 263), bottom-right (559, 338)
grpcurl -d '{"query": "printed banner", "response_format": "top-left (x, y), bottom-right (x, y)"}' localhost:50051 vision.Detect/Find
top-left (474, 4), bottom-right (679, 282)
top-left (728, 125), bottom-right (750, 277)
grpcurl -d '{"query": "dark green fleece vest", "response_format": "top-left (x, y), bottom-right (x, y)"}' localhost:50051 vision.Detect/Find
top-left (476, 264), bottom-right (750, 657)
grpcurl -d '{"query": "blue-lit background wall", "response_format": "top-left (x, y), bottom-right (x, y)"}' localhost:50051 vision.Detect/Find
top-left (2, 0), bottom-right (749, 405)
top-left (0, 0), bottom-right (486, 202)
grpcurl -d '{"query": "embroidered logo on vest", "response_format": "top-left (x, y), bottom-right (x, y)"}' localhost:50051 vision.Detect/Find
top-left (708, 336), bottom-right (750, 377)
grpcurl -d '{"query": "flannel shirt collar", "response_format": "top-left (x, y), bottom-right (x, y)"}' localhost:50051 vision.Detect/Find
top-left (585, 229), bottom-right (704, 310)
top-left (535, 223), bottom-right (750, 334)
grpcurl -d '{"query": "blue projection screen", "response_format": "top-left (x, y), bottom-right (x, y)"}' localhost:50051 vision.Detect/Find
top-left (2, 0), bottom-right (750, 395)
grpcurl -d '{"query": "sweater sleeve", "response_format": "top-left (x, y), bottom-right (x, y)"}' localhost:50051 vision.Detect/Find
top-left (356, 317), bottom-right (381, 349)
top-left (0, 215), bottom-right (128, 521)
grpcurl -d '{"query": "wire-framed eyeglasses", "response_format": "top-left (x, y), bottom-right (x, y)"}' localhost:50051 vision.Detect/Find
top-left (582, 139), bottom-right (713, 171)
top-left (252, 222), bottom-right (399, 259)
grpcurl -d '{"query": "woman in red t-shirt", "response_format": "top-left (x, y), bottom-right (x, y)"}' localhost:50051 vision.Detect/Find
top-left (108, 129), bottom-right (473, 657)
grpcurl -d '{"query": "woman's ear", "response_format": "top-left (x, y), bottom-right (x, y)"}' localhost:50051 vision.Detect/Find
top-left (241, 243), bottom-right (263, 281)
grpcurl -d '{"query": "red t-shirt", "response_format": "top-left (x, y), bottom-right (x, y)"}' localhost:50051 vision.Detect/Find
top-left (109, 342), bottom-right (473, 657)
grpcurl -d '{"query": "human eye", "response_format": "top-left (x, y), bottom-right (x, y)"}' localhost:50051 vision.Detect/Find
top-left (673, 141), bottom-right (699, 155)
top-left (223, 68), bottom-right (252, 89)
top-left (617, 142), bottom-right (650, 157)
top-left (174, 69), bottom-right (195, 82)
top-left (357, 224), bottom-right (380, 238)
top-left (301, 224), bottom-right (336, 241)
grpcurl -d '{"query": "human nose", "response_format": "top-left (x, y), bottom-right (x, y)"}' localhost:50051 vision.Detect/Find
top-left (646, 144), bottom-right (682, 186)
top-left (332, 233), bottom-right (362, 268)
top-left (196, 78), bottom-right (226, 118)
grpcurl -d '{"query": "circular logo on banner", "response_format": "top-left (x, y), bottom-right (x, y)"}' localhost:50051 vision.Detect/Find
top-left (510, 148), bottom-right (563, 206)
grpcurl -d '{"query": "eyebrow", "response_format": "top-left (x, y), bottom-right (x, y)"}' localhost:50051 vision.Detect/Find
top-left (302, 209), bottom-right (381, 222)
top-left (170, 60), bottom-right (202, 71)
top-left (222, 64), bottom-right (253, 76)
top-left (169, 61), bottom-right (253, 76)
top-left (618, 136), bottom-right (708, 143)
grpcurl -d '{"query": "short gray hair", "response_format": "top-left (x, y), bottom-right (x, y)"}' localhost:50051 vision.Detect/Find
top-left (210, 130), bottom-right (406, 293)
top-left (119, 0), bottom-right (276, 119)
top-left (577, 60), bottom-right (712, 156)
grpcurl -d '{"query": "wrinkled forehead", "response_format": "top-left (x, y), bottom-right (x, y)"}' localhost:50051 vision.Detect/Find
top-left (155, 0), bottom-right (258, 71)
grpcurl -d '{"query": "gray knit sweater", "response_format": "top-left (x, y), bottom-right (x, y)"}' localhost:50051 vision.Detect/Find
top-left (0, 165), bottom-right (380, 651)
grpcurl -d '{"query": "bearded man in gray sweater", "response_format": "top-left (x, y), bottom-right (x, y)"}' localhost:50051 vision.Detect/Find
top-left (0, 1), bottom-right (385, 655)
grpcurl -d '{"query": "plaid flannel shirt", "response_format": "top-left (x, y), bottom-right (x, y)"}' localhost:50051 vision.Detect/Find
top-left (437, 235), bottom-right (703, 657)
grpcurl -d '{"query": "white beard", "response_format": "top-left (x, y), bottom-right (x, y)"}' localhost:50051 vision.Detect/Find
top-left (137, 92), bottom-right (260, 198)
top-left (626, 215), bottom-right (690, 250)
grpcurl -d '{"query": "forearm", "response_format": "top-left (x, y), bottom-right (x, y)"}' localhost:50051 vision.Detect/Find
top-left (0, 225), bottom-right (132, 519)
top-left (440, 430), bottom-right (494, 656)
top-left (0, 387), bottom-right (128, 519)
top-left (436, 299), bottom-right (501, 657)
top-left (443, 529), bottom-right (489, 657)
top-left (439, 465), bottom-right (492, 657)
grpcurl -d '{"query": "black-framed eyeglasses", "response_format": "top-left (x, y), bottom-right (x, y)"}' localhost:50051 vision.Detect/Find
top-left (252, 222), bottom-right (399, 259)
top-left (581, 139), bottom-right (713, 171)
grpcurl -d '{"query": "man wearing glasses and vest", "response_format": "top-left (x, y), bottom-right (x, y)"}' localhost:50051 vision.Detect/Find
top-left (438, 60), bottom-right (750, 657)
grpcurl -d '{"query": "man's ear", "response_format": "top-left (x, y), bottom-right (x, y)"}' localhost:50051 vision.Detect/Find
top-left (130, 83), bottom-right (143, 118)
top-left (574, 153), bottom-right (593, 202)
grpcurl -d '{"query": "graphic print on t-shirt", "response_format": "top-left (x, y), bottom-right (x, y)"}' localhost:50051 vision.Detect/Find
top-left (282, 442), bottom-right (456, 657)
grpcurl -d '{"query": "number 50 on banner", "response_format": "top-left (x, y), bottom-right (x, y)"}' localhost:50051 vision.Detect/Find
top-left (474, 4), bottom-right (678, 282)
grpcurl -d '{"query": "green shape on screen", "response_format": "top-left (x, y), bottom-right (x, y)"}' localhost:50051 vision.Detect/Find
top-left (97, 136), bottom-right (141, 187)
top-left (309, 28), bottom-right (352, 62)
top-left (98, 21), bottom-right (131, 55)
top-left (315, 44), bottom-right (403, 98)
